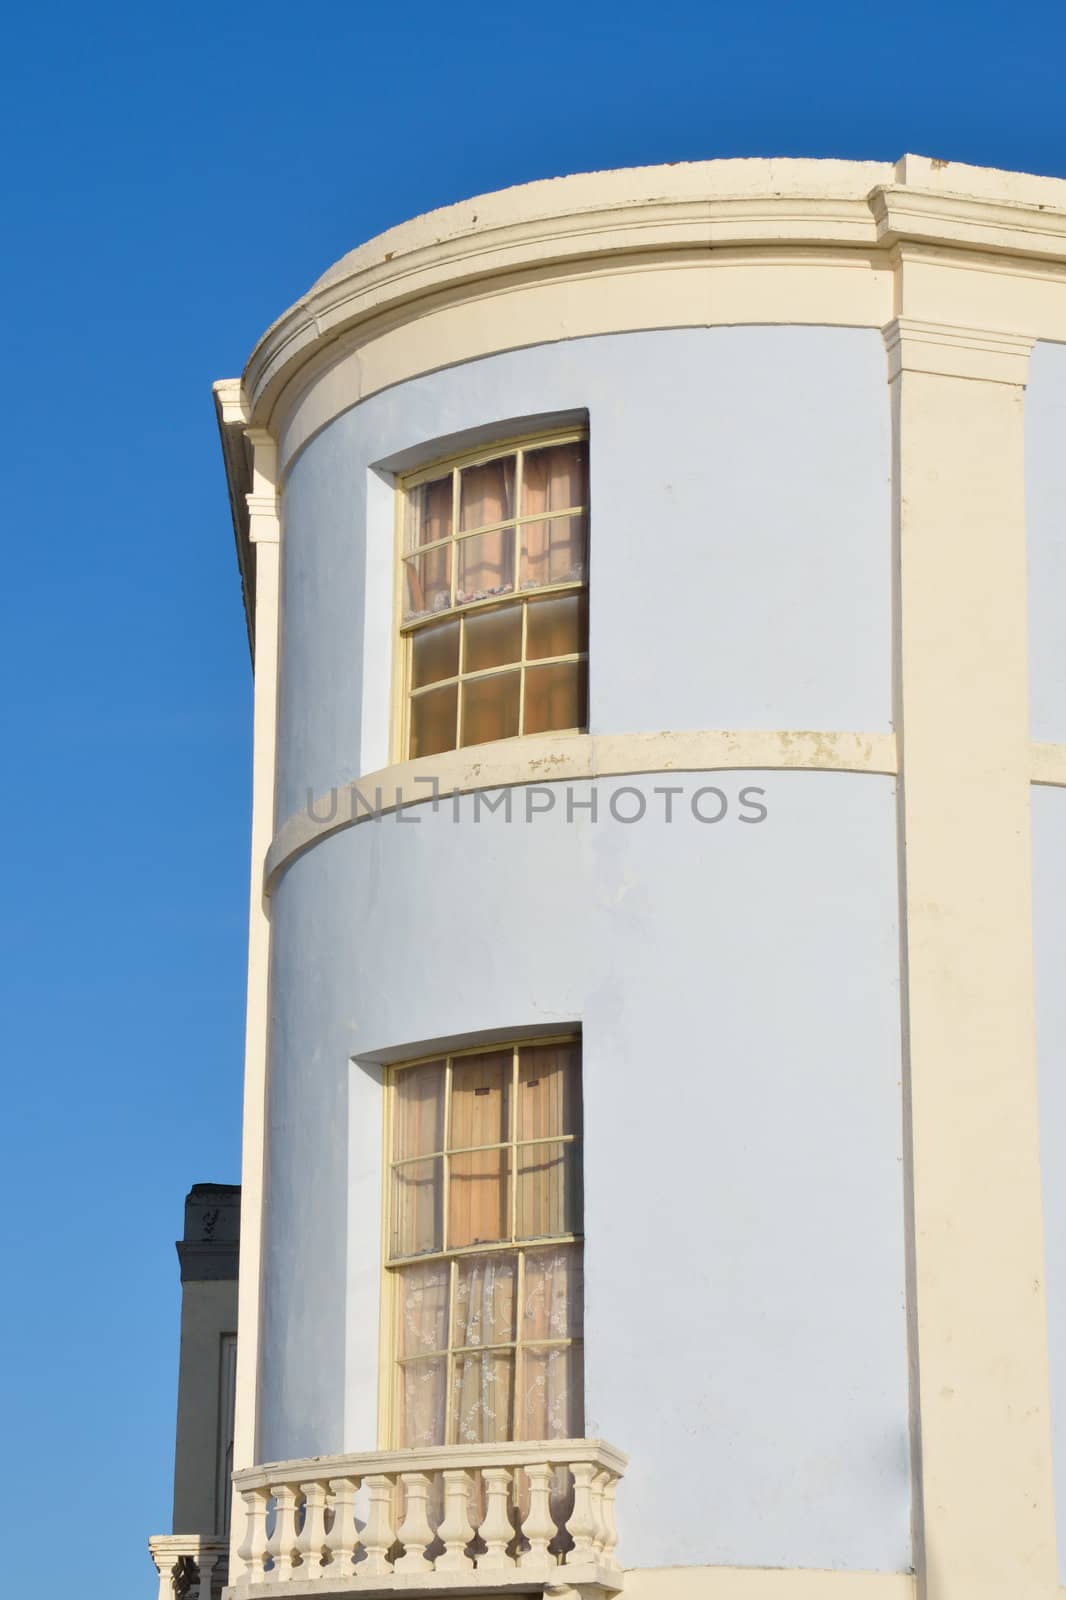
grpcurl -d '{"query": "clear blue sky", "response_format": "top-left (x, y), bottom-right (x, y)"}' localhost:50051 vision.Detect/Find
top-left (1, 2), bottom-right (1062, 1593)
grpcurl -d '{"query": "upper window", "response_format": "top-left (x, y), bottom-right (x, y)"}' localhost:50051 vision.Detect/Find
top-left (398, 433), bottom-right (589, 759)
top-left (385, 1039), bottom-right (584, 1448)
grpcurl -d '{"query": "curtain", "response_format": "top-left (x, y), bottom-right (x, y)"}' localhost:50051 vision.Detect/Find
top-left (452, 1254), bottom-right (517, 1443)
top-left (405, 478), bottom-right (453, 618)
top-left (448, 1053), bottom-right (511, 1248)
top-left (457, 458), bottom-right (516, 603)
top-left (399, 1259), bottom-right (450, 1446)
top-left (519, 1246), bottom-right (583, 1439)
top-left (520, 443), bottom-right (588, 590)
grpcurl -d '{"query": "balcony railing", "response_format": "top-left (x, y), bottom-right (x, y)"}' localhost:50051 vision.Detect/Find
top-left (226, 1439), bottom-right (627, 1595)
top-left (149, 1534), bottom-right (229, 1600)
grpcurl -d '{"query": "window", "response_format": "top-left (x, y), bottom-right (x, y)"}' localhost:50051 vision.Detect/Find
top-left (385, 1039), bottom-right (583, 1448)
top-left (398, 433), bottom-right (589, 759)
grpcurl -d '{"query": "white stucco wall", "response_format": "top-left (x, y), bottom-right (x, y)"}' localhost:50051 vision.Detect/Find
top-left (1027, 341), bottom-right (1066, 744)
top-left (259, 322), bottom-right (909, 1572)
top-left (261, 769), bottom-right (910, 1572)
top-left (275, 326), bottom-right (893, 823)
top-left (1033, 784), bottom-right (1066, 1581)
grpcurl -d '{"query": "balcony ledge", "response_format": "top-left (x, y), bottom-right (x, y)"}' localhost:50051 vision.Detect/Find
top-left (227, 1439), bottom-right (627, 1599)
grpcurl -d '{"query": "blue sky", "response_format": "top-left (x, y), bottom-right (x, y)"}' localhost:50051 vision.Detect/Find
top-left (1, 2), bottom-right (1063, 1593)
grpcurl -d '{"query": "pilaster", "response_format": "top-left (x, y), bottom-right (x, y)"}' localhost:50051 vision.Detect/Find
top-left (887, 312), bottom-right (1056, 1598)
top-left (230, 421), bottom-right (281, 1576)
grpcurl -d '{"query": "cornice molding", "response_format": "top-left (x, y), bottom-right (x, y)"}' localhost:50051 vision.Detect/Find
top-left (234, 162), bottom-right (1066, 428)
top-left (870, 184), bottom-right (1066, 263)
top-left (882, 318), bottom-right (1036, 385)
top-left (244, 195), bottom-right (881, 421)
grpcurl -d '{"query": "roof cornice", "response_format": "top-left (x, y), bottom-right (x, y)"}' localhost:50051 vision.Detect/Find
top-left (214, 154), bottom-right (1066, 658)
top-left (236, 156), bottom-right (1066, 429)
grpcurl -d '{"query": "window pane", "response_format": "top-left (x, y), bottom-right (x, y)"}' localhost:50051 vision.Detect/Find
top-left (526, 593), bottom-right (587, 662)
top-left (516, 1142), bottom-right (580, 1241)
top-left (398, 1259), bottom-right (450, 1356)
top-left (522, 661), bottom-right (586, 736)
top-left (518, 1044), bottom-right (582, 1140)
top-left (460, 456), bottom-right (515, 530)
top-left (410, 683), bottom-right (457, 758)
top-left (450, 1052), bottom-right (511, 1150)
top-left (455, 1253), bottom-right (516, 1347)
top-left (521, 443), bottom-right (587, 516)
top-left (404, 547), bottom-right (452, 620)
top-left (456, 529), bottom-right (515, 605)
top-left (449, 1149), bottom-right (510, 1248)
top-left (401, 1357), bottom-right (447, 1448)
top-left (520, 515), bottom-right (587, 591)
top-left (453, 1351), bottom-right (514, 1443)
top-left (522, 1246), bottom-right (583, 1341)
top-left (460, 671), bottom-right (520, 747)
top-left (394, 1061), bottom-right (445, 1159)
top-left (406, 475), bottom-right (453, 551)
top-left (464, 602), bottom-right (521, 672)
top-left (520, 1345), bottom-right (583, 1440)
top-left (411, 620), bottom-right (459, 689)
top-left (391, 1157), bottom-right (443, 1258)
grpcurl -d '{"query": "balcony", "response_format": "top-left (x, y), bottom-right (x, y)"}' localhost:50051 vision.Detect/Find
top-left (150, 1534), bottom-right (229, 1600)
top-left (225, 1439), bottom-right (627, 1597)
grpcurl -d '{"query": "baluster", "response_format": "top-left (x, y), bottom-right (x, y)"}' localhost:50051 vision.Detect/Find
top-left (150, 1550), bottom-right (176, 1600)
top-left (590, 1469), bottom-right (609, 1559)
top-left (327, 1476), bottom-right (360, 1579)
top-left (361, 1473), bottom-right (397, 1576)
top-left (519, 1462), bottom-right (556, 1573)
top-left (268, 1483), bottom-right (304, 1582)
top-left (600, 1473), bottom-right (621, 1570)
top-left (394, 1472), bottom-right (435, 1571)
top-left (566, 1463), bottom-right (598, 1564)
top-left (478, 1466), bottom-right (516, 1570)
top-left (435, 1468), bottom-right (475, 1570)
top-left (195, 1551), bottom-right (219, 1600)
top-left (237, 1488), bottom-right (271, 1585)
top-left (297, 1481), bottom-right (329, 1580)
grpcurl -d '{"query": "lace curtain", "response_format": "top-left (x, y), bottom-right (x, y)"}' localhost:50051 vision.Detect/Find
top-left (398, 1246), bottom-right (583, 1447)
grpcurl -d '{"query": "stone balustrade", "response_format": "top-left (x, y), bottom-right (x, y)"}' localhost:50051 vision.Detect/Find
top-left (226, 1439), bottom-right (627, 1596)
top-left (149, 1534), bottom-right (229, 1600)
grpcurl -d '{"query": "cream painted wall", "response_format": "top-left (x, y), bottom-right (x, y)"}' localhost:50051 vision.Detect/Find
top-left (1033, 783), bottom-right (1066, 1583)
top-left (261, 769), bottom-right (910, 1573)
top-left (1026, 341), bottom-right (1066, 744)
top-left (274, 327), bottom-right (892, 823)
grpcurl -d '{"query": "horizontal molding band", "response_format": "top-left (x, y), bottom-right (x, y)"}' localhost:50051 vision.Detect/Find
top-left (264, 729), bottom-right (899, 894)
top-left (265, 731), bottom-right (1066, 893)
top-left (244, 163), bottom-right (1066, 425)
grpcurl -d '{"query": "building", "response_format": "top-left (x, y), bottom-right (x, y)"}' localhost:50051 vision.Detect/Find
top-left (155, 154), bottom-right (1066, 1599)
top-left (150, 1184), bottom-right (240, 1599)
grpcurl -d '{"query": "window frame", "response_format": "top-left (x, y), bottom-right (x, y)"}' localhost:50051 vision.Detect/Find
top-left (390, 428), bottom-right (590, 764)
top-left (377, 1034), bottom-right (584, 1449)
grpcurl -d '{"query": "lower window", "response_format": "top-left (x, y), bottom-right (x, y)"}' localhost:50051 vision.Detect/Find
top-left (385, 1038), bottom-right (584, 1447)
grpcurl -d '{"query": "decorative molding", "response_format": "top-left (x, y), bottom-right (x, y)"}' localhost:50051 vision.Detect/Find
top-left (870, 183), bottom-right (1066, 264)
top-left (227, 158), bottom-right (1066, 427)
top-left (882, 317), bottom-right (1036, 385)
top-left (264, 729), bottom-right (899, 894)
top-left (244, 493), bottom-right (279, 545)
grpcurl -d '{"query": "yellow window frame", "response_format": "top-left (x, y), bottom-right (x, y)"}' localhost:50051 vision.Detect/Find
top-left (390, 429), bottom-right (589, 763)
top-left (378, 1035), bottom-right (584, 1449)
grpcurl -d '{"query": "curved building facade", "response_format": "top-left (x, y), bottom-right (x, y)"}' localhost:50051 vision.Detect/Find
top-left (213, 155), bottom-right (1066, 1600)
